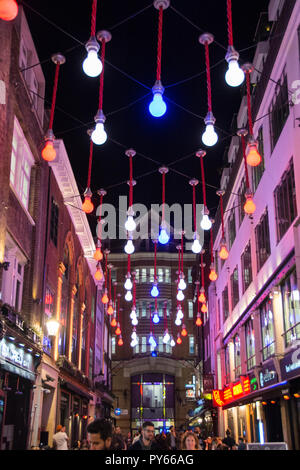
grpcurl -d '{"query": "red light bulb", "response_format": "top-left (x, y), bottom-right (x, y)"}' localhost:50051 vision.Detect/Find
top-left (93, 247), bottom-right (103, 261)
top-left (118, 337), bottom-right (124, 347)
top-left (0, 0), bottom-right (18, 21)
top-left (102, 292), bottom-right (109, 304)
top-left (82, 196), bottom-right (94, 214)
top-left (107, 303), bottom-right (114, 315)
top-left (42, 140), bottom-right (56, 162)
top-left (94, 268), bottom-right (103, 281)
top-left (181, 326), bottom-right (187, 337)
top-left (115, 326), bottom-right (121, 336)
top-left (196, 316), bottom-right (203, 327)
top-left (110, 317), bottom-right (117, 327)
top-left (219, 242), bottom-right (229, 260)
top-left (198, 292), bottom-right (206, 303)
top-left (209, 269), bottom-right (218, 282)
top-left (244, 194), bottom-right (256, 215)
top-left (177, 336), bottom-right (182, 345)
top-left (246, 142), bottom-right (262, 167)
top-left (201, 303), bottom-right (208, 313)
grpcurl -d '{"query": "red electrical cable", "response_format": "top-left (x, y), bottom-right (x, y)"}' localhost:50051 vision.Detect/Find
top-left (199, 155), bottom-right (207, 208)
top-left (164, 302), bottom-right (167, 330)
top-left (197, 283), bottom-right (200, 313)
top-left (162, 171), bottom-right (166, 223)
top-left (204, 42), bottom-right (212, 113)
top-left (219, 193), bottom-right (225, 239)
top-left (181, 233), bottom-right (184, 274)
top-left (177, 247), bottom-right (181, 278)
top-left (192, 185), bottom-right (197, 233)
top-left (117, 296), bottom-right (120, 323)
top-left (246, 72), bottom-right (254, 136)
top-left (155, 297), bottom-right (158, 312)
top-left (87, 139), bottom-right (93, 189)
top-left (98, 39), bottom-right (106, 110)
top-left (108, 266), bottom-right (112, 300)
top-left (154, 241), bottom-right (157, 281)
top-left (105, 251), bottom-right (108, 289)
top-left (97, 194), bottom-right (104, 241)
top-left (133, 273), bottom-right (136, 307)
top-left (241, 134), bottom-right (250, 189)
top-left (227, 0), bottom-right (234, 47)
top-left (91, 0), bottom-right (97, 37)
top-left (156, 6), bottom-right (163, 81)
top-left (127, 254), bottom-right (131, 275)
top-left (113, 283), bottom-right (117, 309)
top-left (129, 156), bottom-right (133, 208)
top-left (210, 228), bottom-right (214, 264)
top-left (49, 63), bottom-right (61, 130)
top-left (201, 252), bottom-right (204, 288)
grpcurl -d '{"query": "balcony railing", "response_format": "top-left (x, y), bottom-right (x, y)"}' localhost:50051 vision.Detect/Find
top-left (247, 354), bottom-right (256, 371)
top-left (261, 341), bottom-right (276, 361)
top-left (282, 322), bottom-right (300, 347)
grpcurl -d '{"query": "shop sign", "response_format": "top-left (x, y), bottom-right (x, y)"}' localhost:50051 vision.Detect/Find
top-left (0, 338), bottom-right (34, 374)
top-left (280, 345), bottom-right (300, 381)
top-left (212, 376), bottom-right (251, 408)
top-left (259, 360), bottom-right (278, 388)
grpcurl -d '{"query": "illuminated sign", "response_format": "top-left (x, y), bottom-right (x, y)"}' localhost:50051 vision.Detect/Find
top-left (213, 376), bottom-right (251, 407)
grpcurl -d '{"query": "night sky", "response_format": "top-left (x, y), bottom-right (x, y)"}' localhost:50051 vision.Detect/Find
top-left (22, 0), bottom-right (269, 250)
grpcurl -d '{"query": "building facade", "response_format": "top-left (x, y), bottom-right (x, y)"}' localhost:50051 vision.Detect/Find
top-left (208, 0), bottom-right (300, 450)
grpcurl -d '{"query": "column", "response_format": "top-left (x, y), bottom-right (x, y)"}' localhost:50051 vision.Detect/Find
top-left (239, 325), bottom-right (247, 376)
top-left (252, 310), bottom-right (262, 366)
top-left (54, 262), bottom-right (65, 362)
top-left (67, 285), bottom-right (77, 362)
top-left (85, 309), bottom-right (91, 377)
top-left (77, 302), bottom-right (86, 370)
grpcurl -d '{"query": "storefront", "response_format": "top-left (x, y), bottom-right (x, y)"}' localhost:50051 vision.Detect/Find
top-left (0, 337), bottom-right (40, 449)
top-left (280, 349), bottom-right (300, 449)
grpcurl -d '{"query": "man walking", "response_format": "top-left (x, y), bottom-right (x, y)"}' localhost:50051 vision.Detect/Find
top-left (87, 419), bottom-right (113, 450)
top-left (52, 425), bottom-right (69, 450)
top-left (129, 421), bottom-right (158, 450)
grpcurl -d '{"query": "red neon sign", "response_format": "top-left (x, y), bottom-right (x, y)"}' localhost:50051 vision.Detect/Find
top-left (213, 376), bottom-right (251, 407)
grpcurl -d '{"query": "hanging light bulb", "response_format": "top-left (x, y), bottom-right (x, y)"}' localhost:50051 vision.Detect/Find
top-left (125, 290), bottom-right (133, 302)
top-left (191, 233), bottom-right (202, 254)
top-left (0, 0), bottom-right (18, 21)
top-left (110, 317), bottom-right (117, 328)
top-left (244, 190), bottom-right (256, 215)
top-left (178, 274), bottom-right (187, 291)
top-left (177, 334), bottom-right (182, 345)
top-left (131, 316), bottom-right (138, 327)
top-left (101, 290), bottom-right (109, 304)
top-left (201, 303), bottom-right (208, 314)
top-left (158, 225), bottom-right (170, 245)
top-left (219, 239), bottom-right (229, 260)
top-left (246, 139), bottom-right (262, 167)
top-left (124, 274), bottom-right (133, 291)
top-left (125, 206), bottom-right (136, 232)
top-left (225, 47), bottom-right (245, 87)
top-left (149, 80), bottom-right (167, 117)
top-left (177, 307), bottom-right (184, 320)
top-left (118, 336), bottom-right (124, 347)
top-left (177, 290), bottom-right (185, 302)
top-left (83, 37), bottom-right (103, 77)
top-left (115, 323), bottom-right (121, 336)
top-left (42, 130), bottom-right (56, 162)
top-left (91, 109), bottom-right (107, 145)
top-left (124, 239), bottom-right (135, 255)
top-left (94, 265), bottom-right (103, 281)
top-left (130, 338), bottom-right (138, 348)
top-left (130, 308), bottom-right (137, 320)
top-left (151, 282), bottom-right (160, 298)
top-left (107, 302), bottom-right (114, 315)
top-left (94, 246), bottom-right (103, 262)
top-left (196, 315), bottom-right (203, 327)
top-left (163, 330), bottom-right (170, 344)
top-left (82, 188), bottom-right (94, 214)
top-left (149, 334), bottom-right (157, 348)
top-left (175, 316), bottom-right (182, 327)
top-left (170, 337), bottom-right (176, 348)
top-left (181, 325), bottom-right (188, 337)
top-left (209, 264), bottom-right (218, 282)
top-left (200, 207), bottom-right (212, 231)
top-left (152, 311), bottom-right (160, 324)
top-left (202, 113), bottom-right (218, 147)
top-left (198, 287), bottom-right (206, 304)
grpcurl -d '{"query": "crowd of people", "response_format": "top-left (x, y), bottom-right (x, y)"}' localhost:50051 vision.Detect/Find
top-left (32, 420), bottom-right (247, 451)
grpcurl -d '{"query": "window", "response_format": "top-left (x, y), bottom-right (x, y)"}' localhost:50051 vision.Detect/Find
top-left (189, 335), bottom-right (195, 355)
top-left (274, 160), bottom-right (297, 242)
top-left (228, 209), bottom-right (236, 249)
top-left (245, 319), bottom-right (256, 370)
top-left (255, 209), bottom-right (271, 271)
top-left (233, 335), bottom-right (241, 378)
top-left (269, 72), bottom-right (289, 150)
top-left (158, 336), bottom-right (163, 352)
top-left (112, 336), bottom-right (116, 355)
top-left (260, 299), bottom-right (275, 360)
top-left (141, 336), bottom-right (147, 353)
top-left (188, 301), bottom-right (194, 319)
top-left (158, 268), bottom-right (164, 283)
top-left (222, 285), bottom-right (229, 321)
top-left (1, 239), bottom-right (26, 312)
top-left (188, 268), bottom-right (193, 283)
top-left (141, 269), bottom-right (147, 283)
top-left (111, 269), bottom-right (117, 284)
top-left (281, 269), bottom-right (300, 347)
top-left (230, 267), bottom-right (239, 310)
top-left (59, 246), bottom-right (70, 357)
top-left (238, 178), bottom-right (246, 226)
top-left (165, 268), bottom-right (170, 284)
top-left (224, 345), bottom-right (230, 384)
top-left (135, 269), bottom-right (140, 283)
top-left (50, 198), bottom-right (59, 246)
top-left (252, 126), bottom-right (265, 192)
top-left (241, 243), bottom-right (252, 293)
top-left (43, 286), bottom-right (54, 355)
top-left (149, 268), bottom-right (155, 283)
top-left (10, 117), bottom-right (34, 210)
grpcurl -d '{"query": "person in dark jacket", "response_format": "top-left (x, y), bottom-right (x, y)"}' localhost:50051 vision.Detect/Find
top-left (129, 421), bottom-right (159, 450)
top-left (166, 426), bottom-right (179, 450)
top-left (222, 428), bottom-right (237, 450)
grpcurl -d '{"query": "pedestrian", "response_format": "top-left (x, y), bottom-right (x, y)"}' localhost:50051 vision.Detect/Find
top-left (156, 431), bottom-right (169, 450)
top-left (125, 431), bottom-right (132, 448)
top-left (166, 426), bottom-right (179, 450)
top-left (111, 426), bottom-right (126, 450)
top-left (181, 431), bottom-right (200, 451)
top-left (204, 436), bottom-right (213, 450)
top-left (80, 439), bottom-right (90, 450)
top-left (52, 424), bottom-right (69, 450)
top-left (132, 430), bottom-right (140, 444)
top-left (129, 421), bottom-right (159, 450)
top-left (222, 428), bottom-right (237, 450)
top-left (87, 418), bottom-right (113, 450)
top-left (212, 437), bottom-right (224, 450)
top-left (238, 437), bottom-right (247, 450)
top-left (193, 426), bottom-right (205, 450)
top-left (72, 440), bottom-right (81, 450)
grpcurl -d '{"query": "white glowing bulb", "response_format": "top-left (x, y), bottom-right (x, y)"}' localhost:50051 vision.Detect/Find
top-left (163, 331), bottom-right (170, 344)
top-left (177, 308), bottom-right (184, 320)
top-left (200, 214), bottom-right (212, 231)
top-left (130, 339), bottom-right (138, 348)
top-left (131, 331), bottom-right (137, 340)
top-left (124, 277), bottom-right (133, 290)
top-left (177, 290), bottom-right (185, 302)
top-left (170, 338), bottom-right (176, 348)
top-left (125, 290), bottom-right (133, 302)
top-left (175, 317), bottom-right (182, 326)
top-left (125, 215), bottom-right (136, 232)
top-left (202, 124), bottom-right (218, 147)
top-left (178, 278), bottom-right (187, 291)
top-left (192, 237), bottom-right (202, 254)
top-left (91, 122), bottom-right (107, 145)
top-left (225, 59), bottom-right (245, 87)
top-left (131, 317), bottom-right (138, 326)
top-left (124, 240), bottom-right (135, 255)
top-left (130, 309), bottom-right (137, 320)
top-left (83, 49), bottom-right (103, 78)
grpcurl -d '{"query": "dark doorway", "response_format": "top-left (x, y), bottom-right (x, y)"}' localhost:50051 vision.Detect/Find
top-left (265, 402), bottom-right (283, 442)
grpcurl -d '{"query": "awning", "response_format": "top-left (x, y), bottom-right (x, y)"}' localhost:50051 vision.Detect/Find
top-left (61, 381), bottom-right (93, 401)
top-left (0, 358), bottom-right (36, 382)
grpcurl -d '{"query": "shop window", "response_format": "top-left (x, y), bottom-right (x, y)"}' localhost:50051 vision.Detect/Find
top-left (274, 160), bottom-right (297, 242)
top-left (165, 268), bottom-right (170, 283)
top-left (255, 209), bottom-right (271, 272)
top-left (281, 269), bottom-right (300, 347)
top-left (269, 71), bottom-right (289, 151)
top-left (260, 299), bottom-right (275, 360)
top-left (158, 268), bottom-right (164, 283)
top-left (10, 117), bottom-right (35, 210)
top-left (50, 198), bottom-right (59, 247)
top-left (141, 336), bottom-right (147, 353)
top-left (1, 243), bottom-right (25, 312)
top-left (241, 242), bottom-right (252, 293)
top-left (141, 268), bottom-right (147, 283)
top-left (149, 268), bottom-right (155, 283)
top-left (252, 126), bottom-right (265, 192)
top-left (188, 268), bottom-right (193, 283)
top-left (222, 285), bottom-right (229, 321)
top-left (230, 267), bottom-right (239, 310)
top-left (245, 318), bottom-right (256, 370)
top-left (233, 335), bottom-right (241, 378)
top-left (228, 209), bottom-right (236, 249)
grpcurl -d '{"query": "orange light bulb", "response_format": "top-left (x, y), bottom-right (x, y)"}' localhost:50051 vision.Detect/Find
top-left (102, 293), bottom-right (109, 304)
top-left (196, 316), bottom-right (203, 327)
top-left (244, 195), bottom-right (256, 215)
top-left (111, 318), bottom-right (117, 327)
top-left (118, 338), bottom-right (124, 346)
top-left (177, 337), bottom-right (182, 345)
top-left (82, 196), bottom-right (94, 214)
top-left (107, 303), bottom-right (114, 315)
top-left (219, 244), bottom-right (229, 260)
top-left (115, 327), bottom-right (121, 336)
top-left (42, 141), bottom-right (56, 162)
top-left (94, 268), bottom-right (103, 281)
top-left (209, 269), bottom-right (218, 282)
top-left (246, 143), bottom-right (262, 167)
top-left (201, 303), bottom-right (208, 313)
top-left (198, 293), bottom-right (206, 303)
top-left (181, 328), bottom-right (187, 337)
top-left (93, 247), bottom-right (103, 261)
top-left (0, 0), bottom-right (18, 21)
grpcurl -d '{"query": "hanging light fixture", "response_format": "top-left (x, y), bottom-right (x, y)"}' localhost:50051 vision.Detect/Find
top-left (82, 135), bottom-right (95, 214)
top-left (177, 334), bottom-right (182, 345)
top-left (198, 251), bottom-right (206, 303)
top-left (181, 324), bottom-right (187, 337)
top-left (124, 235), bottom-right (135, 255)
top-left (0, 0), bottom-right (18, 21)
top-left (149, 306), bottom-right (157, 348)
top-left (209, 228), bottom-right (218, 282)
top-left (175, 316), bottom-right (182, 327)
top-left (195, 281), bottom-right (203, 327)
top-left (170, 336), bottom-right (176, 348)
top-left (162, 301), bottom-right (170, 344)
top-left (83, 0), bottom-right (103, 77)
top-left (152, 310), bottom-right (160, 324)
top-left (225, 0), bottom-right (245, 87)
top-left (177, 306), bottom-right (184, 320)
top-left (158, 166), bottom-right (170, 244)
top-left (41, 54), bottom-right (66, 162)
top-left (124, 273), bottom-right (133, 291)
top-left (201, 303), bottom-right (208, 314)
top-left (107, 264), bottom-right (114, 315)
top-left (125, 251), bottom-right (133, 302)
top-left (94, 189), bottom-right (106, 260)
top-left (178, 273), bottom-right (186, 291)
top-left (111, 317), bottom-right (117, 328)
top-left (199, 33), bottom-right (218, 147)
top-left (101, 249), bottom-right (110, 304)
top-left (94, 262), bottom-right (103, 281)
top-left (237, 129), bottom-right (256, 215)
top-left (110, 286), bottom-right (118, 327)
top-left (118, 335), bottom-right (124, 347)
top-left (189, 179), bottom-right (202, 254)
top-left (217, 190), bottom-right (229, 260)
top-left (149, 0), bottom-right (170, 117)
top-left (46, 317), bottom-right (60, 337)
top-left (125, 149), bottom-right (137, 234)
top-left (196, 150), bottom-right (212, 231)
top-left (242, 63), bottom-right (262, 167)
top-left (151, 240), bottom-right (160, 298)
top-left (115, 323), bottom-right (121, 336)
top-left (196, 315), bottom-right (203, 327)
top-left (91, 30), bottom-right (112, 145)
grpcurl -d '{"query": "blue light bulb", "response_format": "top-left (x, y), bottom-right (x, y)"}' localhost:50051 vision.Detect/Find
top-left (158, 228), bottom-right (170, 245)
top-left (152, 312), bottom-right (160, 324)
top-left (149, 93), bottom-right (167, 118)
top-left (151, 284), bottom-right (159, 298)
